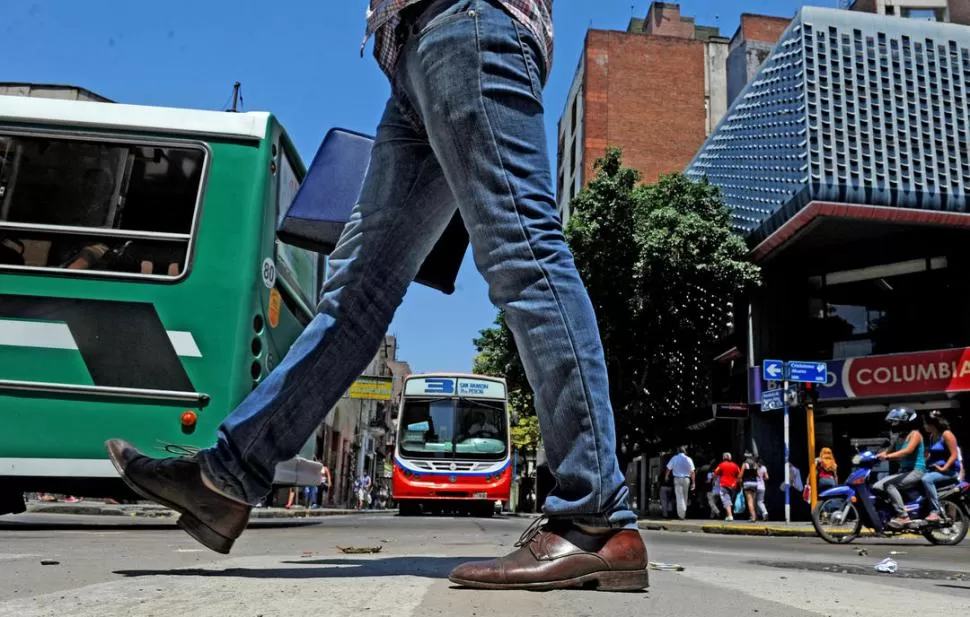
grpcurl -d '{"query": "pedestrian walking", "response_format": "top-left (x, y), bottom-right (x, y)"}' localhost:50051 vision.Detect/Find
top-left (755, 457), bottom-right (769, 521)
top-left (664, 446), bottom-right (695, 520)
top-left (713, 453), bottom-right (741, 521)
top-left (740, 453), bottom-right (760, 521)
top-left (816, 447), bottom-right (838, 492)
top-left (104, 0), bottom-right (648, 592)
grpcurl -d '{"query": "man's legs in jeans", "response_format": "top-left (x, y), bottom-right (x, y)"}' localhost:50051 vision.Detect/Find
top-left (673, 477), bottom-right (690, 519)
top-left (195, 100), bottom-right (460, 504)
top-left (393, 0), bottom-right (635, 529)
top-left (107, 0), bottom-right (646, 590)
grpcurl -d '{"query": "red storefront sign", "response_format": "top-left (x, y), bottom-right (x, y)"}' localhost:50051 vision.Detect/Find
top-left (842, 347), bottom-right (970, 399)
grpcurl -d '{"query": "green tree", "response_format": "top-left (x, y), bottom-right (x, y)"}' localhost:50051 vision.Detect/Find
top-left (509, 415), bottom-right (541, 453)
top-left (565, 148), bottom-right (760, 464)
top-left (472, 312), bottom-right (538, 453)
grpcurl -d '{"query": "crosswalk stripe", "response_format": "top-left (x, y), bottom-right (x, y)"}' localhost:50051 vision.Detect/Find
top-left (678, 563), bottom-right (968, 613)
top-left (0, 554), bottom-right (434, 617)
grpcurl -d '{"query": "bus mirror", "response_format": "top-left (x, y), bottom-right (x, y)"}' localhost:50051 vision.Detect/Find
top-left (277, 127), bottom-right (468, 295)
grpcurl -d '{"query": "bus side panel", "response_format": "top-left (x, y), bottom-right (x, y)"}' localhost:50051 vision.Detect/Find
top-left (0, 140), bottom-right (266, 467)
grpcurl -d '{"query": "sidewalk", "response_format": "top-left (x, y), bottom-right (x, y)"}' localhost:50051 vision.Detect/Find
top-left (25, 500), bottom-right (394, 519)
top-left (509, 512), bottom-right (821, 537)
top-left (637, 518), bottom-right (819, 537)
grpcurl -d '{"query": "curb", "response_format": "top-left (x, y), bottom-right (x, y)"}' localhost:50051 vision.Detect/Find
top-left (637, 520), bottom-right (922, 540)
top-left (637, 520), bottom-right (817, 537)
top-left (25, 503), bottom-right (395, 519)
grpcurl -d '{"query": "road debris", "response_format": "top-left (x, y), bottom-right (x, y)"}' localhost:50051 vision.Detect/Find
top-left (40, 560), bottom-right (60, 566)
top-left (855, 548), bottom-right (868, 556)
top-left (336, 545), bottom-right (383, 554)
top-left (874, 558), bottom-right (898, 574)
top-left (649, 562), bottom-right (685, 572)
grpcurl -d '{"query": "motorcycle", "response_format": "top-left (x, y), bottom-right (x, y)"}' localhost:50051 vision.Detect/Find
top-left (811, 450), bottom-right (970, 545)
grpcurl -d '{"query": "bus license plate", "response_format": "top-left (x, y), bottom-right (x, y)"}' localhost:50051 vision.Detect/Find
top-left (474, 492), bottom-right (488, 499)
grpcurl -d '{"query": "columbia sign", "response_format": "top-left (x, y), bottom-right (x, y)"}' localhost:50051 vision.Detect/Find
top-left (822, 347), bottom-right (970, 400)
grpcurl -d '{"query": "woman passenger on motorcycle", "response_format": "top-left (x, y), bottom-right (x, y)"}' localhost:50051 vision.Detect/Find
top-left (921, 410), bottom-right (962, 523)
top-left (872, 408), bottom-right (925, 528)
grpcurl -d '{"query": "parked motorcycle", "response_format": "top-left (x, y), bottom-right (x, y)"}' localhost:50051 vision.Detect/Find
top-left (811, 450), bottom-right (969, 545)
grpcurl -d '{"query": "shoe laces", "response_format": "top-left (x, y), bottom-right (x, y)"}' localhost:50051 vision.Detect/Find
top-left (158, 442), bottom-right (200, 457)
top-left (514, 516), bottom-right (549, 547)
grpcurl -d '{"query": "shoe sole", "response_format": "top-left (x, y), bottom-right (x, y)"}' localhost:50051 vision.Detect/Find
top-left (449, 568), bottom-right (649, 592)
top-left (105, 446), bottom-right (235, 555)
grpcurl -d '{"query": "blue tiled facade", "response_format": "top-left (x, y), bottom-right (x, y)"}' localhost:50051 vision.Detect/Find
top-left (686, 7), bottom-right (970, 242)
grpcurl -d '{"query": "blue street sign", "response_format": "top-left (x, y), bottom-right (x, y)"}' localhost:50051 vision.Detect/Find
top-left (763, 359), bottom-right (785, 382)
top-left (761, 388), bottom-right (784, 411)
top-left (788, 360), bottom-right (828, 384)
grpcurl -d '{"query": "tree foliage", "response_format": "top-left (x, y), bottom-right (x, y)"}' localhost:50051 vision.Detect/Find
top-left (471, 148), bottom-right (760, 464)
top-left (565, 148), bottom-right (760, 461)
top-left (472, 313), bottom-right (539, 453)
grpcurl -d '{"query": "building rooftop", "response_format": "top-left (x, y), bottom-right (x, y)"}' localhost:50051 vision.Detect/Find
top-left (686, 6), bottom-right (970, 240)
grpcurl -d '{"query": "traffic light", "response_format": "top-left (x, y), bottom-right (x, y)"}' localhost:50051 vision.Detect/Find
top-left (797, 382), bottom-right (820, 406)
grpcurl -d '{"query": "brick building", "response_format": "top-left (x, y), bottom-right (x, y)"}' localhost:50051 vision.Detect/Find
top-left (556, 3), bottom-right (790, 223)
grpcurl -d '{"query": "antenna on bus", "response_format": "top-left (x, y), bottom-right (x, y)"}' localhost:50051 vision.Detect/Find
top-left (226, 81), bottom-right (244, 113)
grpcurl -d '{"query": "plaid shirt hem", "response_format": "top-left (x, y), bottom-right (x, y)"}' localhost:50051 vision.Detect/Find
top-left (363, 0), bottom-right (553, 81)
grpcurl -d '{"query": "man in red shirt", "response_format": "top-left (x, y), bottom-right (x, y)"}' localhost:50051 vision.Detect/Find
top-left (713, 453), bottom-right (741, 521)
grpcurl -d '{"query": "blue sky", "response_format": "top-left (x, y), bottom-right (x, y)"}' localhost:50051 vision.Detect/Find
top-left (4, 0), bottom-right (835, 372)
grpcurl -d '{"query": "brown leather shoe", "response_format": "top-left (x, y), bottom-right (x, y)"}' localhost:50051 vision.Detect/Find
top-left (105, 439), bottom-right (251, 554)
top-left (449, 518), bottom-right (649, 591)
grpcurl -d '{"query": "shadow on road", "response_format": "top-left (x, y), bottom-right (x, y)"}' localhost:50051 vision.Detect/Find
top-left (115, 556), bottom-right (490, 580)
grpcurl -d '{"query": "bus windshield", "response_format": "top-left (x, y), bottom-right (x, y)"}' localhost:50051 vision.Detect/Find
top-left (399, 397), bottom-right (508, 460)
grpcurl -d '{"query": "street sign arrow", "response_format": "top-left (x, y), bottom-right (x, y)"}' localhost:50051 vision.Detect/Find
top-left (763, 360), bottom-right (785, 382)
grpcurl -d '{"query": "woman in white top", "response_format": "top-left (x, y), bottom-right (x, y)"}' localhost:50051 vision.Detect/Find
top-left (755, 457), bottom-right (769, 521)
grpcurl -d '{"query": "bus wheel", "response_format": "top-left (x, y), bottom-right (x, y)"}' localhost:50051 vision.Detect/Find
top-left (398, 501), bottom-right (421, 517)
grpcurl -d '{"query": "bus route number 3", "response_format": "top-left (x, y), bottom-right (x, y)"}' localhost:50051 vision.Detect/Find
top-left (424, 378), bottom-right (454, 394)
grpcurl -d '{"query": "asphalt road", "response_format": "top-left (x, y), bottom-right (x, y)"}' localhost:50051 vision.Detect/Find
top-left (2, 513), bottom-right (969, 616)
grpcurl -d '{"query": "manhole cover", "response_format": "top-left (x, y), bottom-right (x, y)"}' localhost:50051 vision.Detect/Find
top-left (750, 560), bottom-right (970, 582)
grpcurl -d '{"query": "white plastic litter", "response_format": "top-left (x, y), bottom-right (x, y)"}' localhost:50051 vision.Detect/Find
top-left (874, 558), bottom-right (898, 574)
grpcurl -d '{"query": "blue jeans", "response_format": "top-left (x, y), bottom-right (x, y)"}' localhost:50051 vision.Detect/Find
top-left (198, 0), bottom-right (636, 529)
top-left (922, 470), bottom-right (958, 514)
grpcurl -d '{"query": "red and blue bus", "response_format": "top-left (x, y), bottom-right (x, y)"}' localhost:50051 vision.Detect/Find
top-left (393, 373), bottom-right (511, 517)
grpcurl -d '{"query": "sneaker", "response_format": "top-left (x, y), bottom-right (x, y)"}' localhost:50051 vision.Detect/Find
top-left (725, 516), bottom-right (734, 521)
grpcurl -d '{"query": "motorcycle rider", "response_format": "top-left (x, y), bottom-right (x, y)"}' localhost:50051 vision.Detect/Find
top-left (872, 407), bottom-right (925, 528)
top-left (920, 410), bottom-right (962, 524)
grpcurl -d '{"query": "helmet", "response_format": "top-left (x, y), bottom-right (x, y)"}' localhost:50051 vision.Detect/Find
top-left (885, 407), bottom-right (918, 428)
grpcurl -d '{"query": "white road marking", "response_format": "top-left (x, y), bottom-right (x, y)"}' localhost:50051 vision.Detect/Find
top-left (678, 563), bottom-right (968, 614)
top-left (0, 554), bottom-right (435, 617)
top-left (0, 554), bottom-right (40, 562)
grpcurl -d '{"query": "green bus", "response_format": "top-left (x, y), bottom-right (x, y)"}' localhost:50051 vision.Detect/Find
top-left (0, 93), bottom-right (352, 512)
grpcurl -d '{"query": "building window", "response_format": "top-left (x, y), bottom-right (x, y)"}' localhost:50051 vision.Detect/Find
top-left (0, 132), bottom-right (204, 278)
top-left (900, 7), bottom-right (947, 22)
top-left (569, 136), bottom-right (576, 178)
top-left (571, 94), bottom-right (579, 134)
top-left (806, 257), bottom-right (958, 359)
